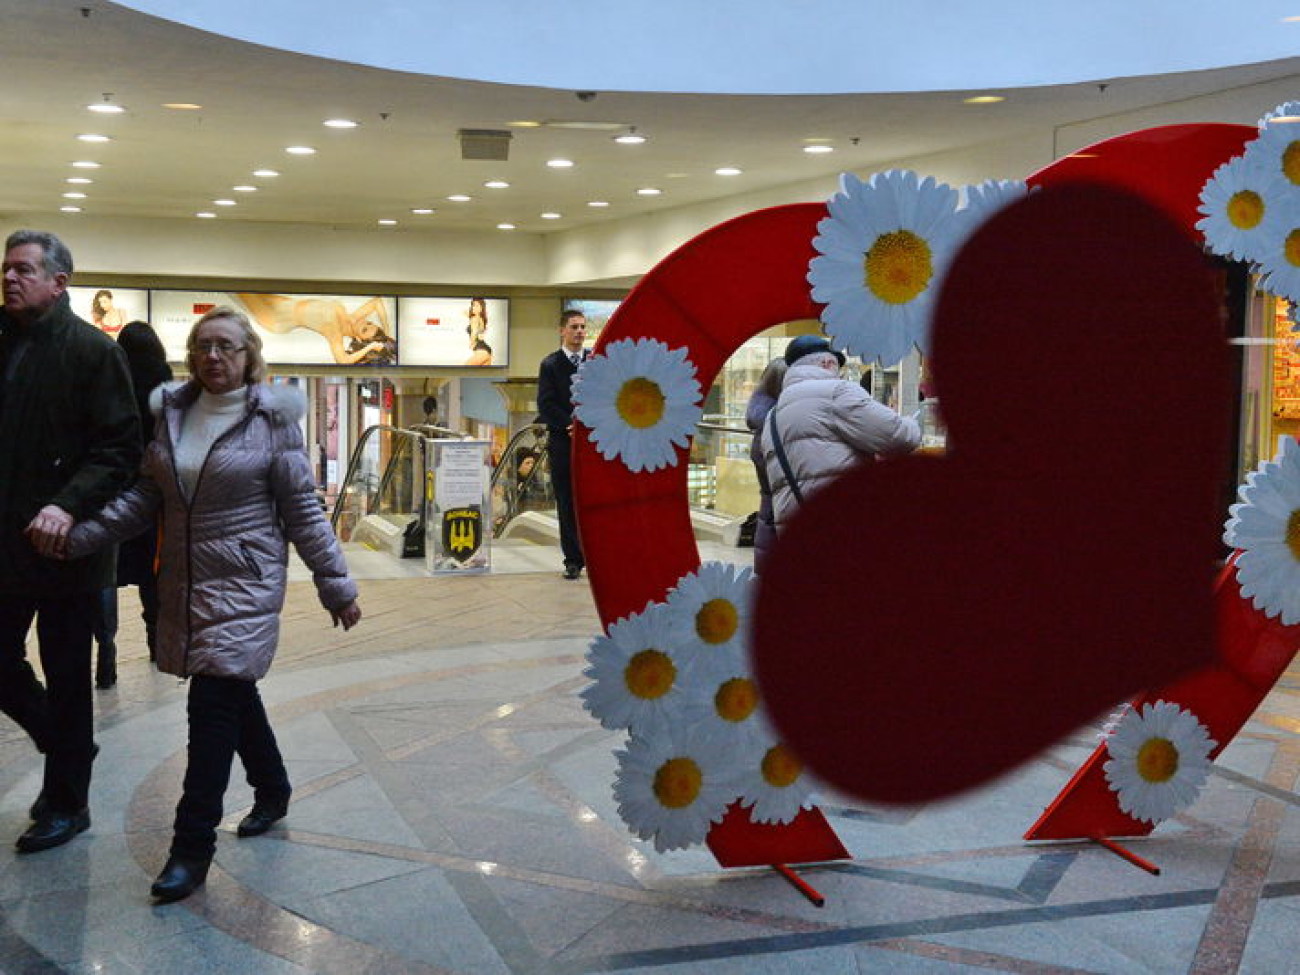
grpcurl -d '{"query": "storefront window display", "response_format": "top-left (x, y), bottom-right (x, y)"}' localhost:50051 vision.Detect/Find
top-left (1238, 286), bottom-right (1299, 482)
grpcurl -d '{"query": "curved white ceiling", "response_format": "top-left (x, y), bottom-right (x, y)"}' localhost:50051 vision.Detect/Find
top-left (116, 0), bottom-right (1299, 95)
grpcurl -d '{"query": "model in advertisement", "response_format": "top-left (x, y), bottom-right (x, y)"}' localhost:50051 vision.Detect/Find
top-left (91, 289), bottom-right (126, 334)
top-left (465, 297), bottom-right (493, 365)
top-left (236, 292), bottom-right (396, 365)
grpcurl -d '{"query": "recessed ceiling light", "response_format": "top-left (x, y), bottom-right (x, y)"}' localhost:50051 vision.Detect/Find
top-left (546, 158), bottom-right (575, 169)
top-left (86, 103), bottom-right (125, 115)
top-left (59, 206), bottom-right (82, 213)
top-left (614, 131), bottom-right (647, 145)
top-left (62, 192), bottom-right (86, 199)
top-left (213, 199), bottom-right (236, 206)
top-left (540, 212), bottom-right (562, 220)
top-left (323, 118), bottom-right (358, 129)
top-left (196, 211), bottom-right (216, 218)
top-left (232, 185), bottom-right (257, 193)
top-left (1272, 115), bottom-right (1300, 123)
top-left (587, 200), bottom-right (610, 208)
top-left (77, 134), bottom-right (111, 143)
top-left (497, 223), bottom-right (516, 230)
top-left (410, 207), bottom-right (435, 215)
top-left (66, 177), bottom-right (93, 185)
top-left (447, 194), bottom-right (472, 202)
top-left (963, 95), bottom-right (1005, 104)
top-left (714, 166), bottom-right (742, 176)
top-left (508, 120), bottom-right (542, 128)
top-left (252, 169), bottom-right (280, 178)
top-left (164, 103), bottom-right (202, 111)
top-left (71, 160), bottom-right (100, 169)
top-left (664, 172), bottom-right (689, 179)
top-left (636, 187), bottom-right (662, 196)
top-left (377, 218), bottom-right (397, 226)
top-left (484, 180), bottom-right (510, 189)
top-left (803, 144), bottom-right (835, 154)
top-left (284, 146), bottom-right (316, 155)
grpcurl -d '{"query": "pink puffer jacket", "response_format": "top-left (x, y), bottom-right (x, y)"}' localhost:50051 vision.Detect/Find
top-left (68, 381), bottom-right (356, 681)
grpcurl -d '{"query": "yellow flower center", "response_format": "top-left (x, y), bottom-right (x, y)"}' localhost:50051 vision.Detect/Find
top-left (616, 377), bottom-right (665, 430)
top-left (863, 229), bottom-right (933, 305)
top-left (714, 678), bottom-right (758, 723)
top-left (1226, 190), bottom-right (1264, 230)
top-left (1283, 140), bottom-right (1300, 186)
top-left (653, 756), bottom-right (703, 809)
top-left (1286, 228), bottom-right (1300, 268)
top-left (761, 744), bottom-right (803, 789)
top-left (1135, 737), bottom-right (1179, 783)
top-left (696, 598), bottom-right (738, 645)
top-left (624, 649), bottom-right (676, 700)
top-left (1286, 509), bottom-right (1300, 560)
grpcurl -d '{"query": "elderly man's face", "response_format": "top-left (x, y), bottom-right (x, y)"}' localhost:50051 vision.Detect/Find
top-left (2, 244), bottom-right (67, 321)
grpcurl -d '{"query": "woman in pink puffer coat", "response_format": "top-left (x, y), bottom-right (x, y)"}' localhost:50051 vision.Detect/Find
top-left (68, 306), bottom-right (361, 903)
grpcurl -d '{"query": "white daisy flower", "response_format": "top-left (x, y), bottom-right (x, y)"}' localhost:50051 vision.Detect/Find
top-left (1224, 436), bottom-right (1300, 624)
top-left (737, 741), bottom-right (817, 825)
top-left (664, 561), bottom-right (754, 683)
top-left (572, 338), bottom-right (702, 473)
top-left (1251, 113), bottom-right (1300, 189)
top-left (955, 179), bottom-right (1032, 245)
top-left (1258, 211), bottom-right (1300, 305)
top-left (581, 600), bottom-right (688, 737)
top-left (808, 169), bottom-right (961, 365)
top-left (1102, 701), bottom-right (1216, 824)
top-left (613, 729), bottom-right (739, 852)
top-left (678, 665), bottom-right (770, 756)
top-left (1196, 155), bottom-right (1287, 264)
top-left (1259, 101), bottom-right (1300, 129)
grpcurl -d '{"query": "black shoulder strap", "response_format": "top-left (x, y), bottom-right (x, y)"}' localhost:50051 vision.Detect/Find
top-left (766, 408), bottom-right (804, 505)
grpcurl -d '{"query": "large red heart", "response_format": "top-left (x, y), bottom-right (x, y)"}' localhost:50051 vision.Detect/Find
top-left (750, 182), bottom-right (1231, 804)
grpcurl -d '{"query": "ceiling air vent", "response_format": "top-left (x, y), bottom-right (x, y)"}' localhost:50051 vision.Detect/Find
top-left (458, 129), bottom-right (512, 161)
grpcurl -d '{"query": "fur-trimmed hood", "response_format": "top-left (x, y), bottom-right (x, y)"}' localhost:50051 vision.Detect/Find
top-left (149, 379), bottom-right (307, 426)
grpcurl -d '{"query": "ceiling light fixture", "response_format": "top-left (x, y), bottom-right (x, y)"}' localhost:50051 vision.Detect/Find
top-left (803, 144), bottom-right (835, 154)
top-left (62, 192), bottom-right (87, 199)
top-left (410, 208), bottom-right (435, 215)
top-left (714, 166), bottom-right (742, 176)
top-left (377, 218), bottom-right (397, 226)
top-left (196, 211), bottom-right (216, 219)
top-left (252, 169), bottom-right (280, 178)
top-left (71, 160), bottom-right (100, 169)
top-left (614, 128), bottom-right (647, 145)
top-left (541, 212), bottom-right (562, 219)
top-left (77, 133), bottom-right (111, 143)
top-left (66, 177), bottom-right (92, 185)
top-left (484, 180), bottom-right (510, 189)
top-left (213, 199), bottom-right (236, 206)
top-left (636, 187), bottom-right (662, 196)
top-left (164, 103), bottom-right (202, 111)
top-left (323, 118), bottom-right (358, 129)
top-left (59, 206), bottom-right (82, 213)
top-left (508, 120), bottom-right (542, 128)
top-left (497, 223), bottom-right (516, 230)
top-left (587, 200), bottom-right (610, 208)
top-left (963, 95), bottom-right (1005, 104)
top-left (284, 146), bottom-right (316, 155)
top-left (86, 95), bottom-right (125, 115)
top-left (547, 158), bottom-right (575, 169)
top-left (232, 185), bottom-right (257, 192)
top-left (447, 194), bottom-right (472, 202)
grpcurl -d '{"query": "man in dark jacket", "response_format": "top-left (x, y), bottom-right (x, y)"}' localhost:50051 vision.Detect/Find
top-left (536, 309), bottom-right (587, 579)
top-left (0, 230), bottom-right (141, 852)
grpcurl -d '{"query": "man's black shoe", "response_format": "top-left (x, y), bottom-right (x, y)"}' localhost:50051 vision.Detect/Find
top-left (563, 564), bottom-right (582, 580)
top-left (29, 744), bottom-right (99, 819)
top-left (151, 855), bottom-right (210, 902)
top-left (16, 809), bottom-right (89, 853)
top-left (236, 800), bottom-right (288, 838)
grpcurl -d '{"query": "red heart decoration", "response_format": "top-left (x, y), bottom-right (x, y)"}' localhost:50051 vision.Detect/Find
top-left (751, 182), bottom-right (1231, 804)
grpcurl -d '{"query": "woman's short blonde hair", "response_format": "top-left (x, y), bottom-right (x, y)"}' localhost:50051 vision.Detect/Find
top-left (186, 305), bottom-right (267, 384)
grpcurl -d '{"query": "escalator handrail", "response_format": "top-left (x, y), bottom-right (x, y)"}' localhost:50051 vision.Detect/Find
top-left (331, 424), bottom-right (440, 531)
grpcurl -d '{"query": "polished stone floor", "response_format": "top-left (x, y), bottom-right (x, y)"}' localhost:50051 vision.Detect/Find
top-left (3, 538), bottom-right (1300, 973)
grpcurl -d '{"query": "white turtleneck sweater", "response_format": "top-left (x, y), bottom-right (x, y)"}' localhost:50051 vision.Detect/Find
top-left (175, 386), bottom-right (247, 499)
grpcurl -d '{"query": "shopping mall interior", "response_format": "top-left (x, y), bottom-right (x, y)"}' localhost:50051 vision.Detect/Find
top-left (3, 2), bottom-right (1300, 971)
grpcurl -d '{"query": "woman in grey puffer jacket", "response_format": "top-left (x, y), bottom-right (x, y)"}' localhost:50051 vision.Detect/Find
top-left (67, 306), bottom-right (361, 903)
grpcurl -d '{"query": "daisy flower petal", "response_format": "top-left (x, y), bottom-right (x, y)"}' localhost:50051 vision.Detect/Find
top-left (572, 338), bottom-right (703, 473)
top-left (664, 561), bottom-right (754, 683)
top-left (1224, 437), bottom-right (1300, 623)
top-left (1197, 155), bottom-right (1287, 264)
top-left (736, 741), bottom-right (817, 825)
top-left (1102, 701), bottom-right (1217, 824)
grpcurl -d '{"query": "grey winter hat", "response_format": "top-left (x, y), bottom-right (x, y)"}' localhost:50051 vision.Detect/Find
top-left (784, 333), bottom-right (846, 367)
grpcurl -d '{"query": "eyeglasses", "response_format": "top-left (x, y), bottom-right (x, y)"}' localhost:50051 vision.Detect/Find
top-left (191, 340), bottom-right (246, 357)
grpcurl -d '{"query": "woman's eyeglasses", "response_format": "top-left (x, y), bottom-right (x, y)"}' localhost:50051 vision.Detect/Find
top-left (191, 340), bottom-right (246, 357)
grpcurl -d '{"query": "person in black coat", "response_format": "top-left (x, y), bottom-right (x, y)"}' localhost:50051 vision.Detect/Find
top-left (536, 309), bottom-right (588, 579)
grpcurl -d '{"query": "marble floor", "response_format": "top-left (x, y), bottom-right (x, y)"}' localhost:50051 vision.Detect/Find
top-left (3, 537), bottom-right (1300, 973)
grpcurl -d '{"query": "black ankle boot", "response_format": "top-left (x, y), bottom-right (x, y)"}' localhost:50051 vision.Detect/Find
top-left (151, 855), bottom-right (210, 902)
